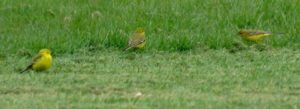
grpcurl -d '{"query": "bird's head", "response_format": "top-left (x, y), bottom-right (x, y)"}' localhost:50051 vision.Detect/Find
top-left (39, 49), bottom-right (51, 55)
top-left (135, 27), bottom-right (145, 34)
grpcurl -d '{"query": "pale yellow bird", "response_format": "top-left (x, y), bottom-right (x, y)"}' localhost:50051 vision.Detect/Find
top-left (238, 29), bottom-right (271, 42)
top-left (20, 49), bottom-right (52, 73)
top-left (125, 28), bottom-right (146, 51)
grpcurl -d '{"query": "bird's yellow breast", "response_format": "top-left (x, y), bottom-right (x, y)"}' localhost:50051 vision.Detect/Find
top-left (32, 54), bottom-right (52, 71)
top-left (242, 34), bottom-right (269, 42)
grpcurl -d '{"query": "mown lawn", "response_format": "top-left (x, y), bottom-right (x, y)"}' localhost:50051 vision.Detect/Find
top-left (0, 0), bottom-right (300, 108)
top-left (0, 49), bottom-right (300, 109)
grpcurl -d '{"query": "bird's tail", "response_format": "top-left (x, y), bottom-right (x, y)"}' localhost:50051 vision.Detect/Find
top-left (124, 46), bottom-right (132, 51)
top-left (20, 65), bottom-right (32, 73)
top-left (274, 32), bottom-right (285, 35)
top-left (20, 68), bottom-right (29, 73)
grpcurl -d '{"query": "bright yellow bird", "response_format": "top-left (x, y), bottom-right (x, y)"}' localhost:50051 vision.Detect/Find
top-left (20, 49), bottom-right (52, 73)
top-left (125, 28), bottom-right (146, 51)
top-left (238, 29), bottom-right (271, 42)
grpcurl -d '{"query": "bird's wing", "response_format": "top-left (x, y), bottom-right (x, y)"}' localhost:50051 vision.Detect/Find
top-left (249, 31), bottom-right (269, 36)
top-left (129, 37), bottom-right (145, 47)
top-left (20, 54), bottom-right (43, 73)
top-left (125, 37), bottom-right (145, 51)
top-left (31, 53), bottom-right (43, 64)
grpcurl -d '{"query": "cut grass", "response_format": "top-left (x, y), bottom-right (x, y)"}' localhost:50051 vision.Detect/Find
top-left (1, 49), bottom-right (300, 108)
top-left (1, 0), bottom-right (300, 108)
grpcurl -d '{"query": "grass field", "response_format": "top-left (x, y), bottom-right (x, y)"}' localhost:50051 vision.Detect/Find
top-left (1, 0), bottom-right (300, 108)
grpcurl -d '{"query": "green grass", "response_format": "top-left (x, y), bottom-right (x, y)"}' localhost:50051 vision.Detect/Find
top-left (1, 0), bottom-right (300, 108)
top-left (1, 49), bottom-right (300, 108)
top-left (1, 0), bottom-right (300, 53)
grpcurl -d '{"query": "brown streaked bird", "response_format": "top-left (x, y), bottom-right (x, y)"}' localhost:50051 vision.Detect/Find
top-left (125, 27), bottom-right (146, 51)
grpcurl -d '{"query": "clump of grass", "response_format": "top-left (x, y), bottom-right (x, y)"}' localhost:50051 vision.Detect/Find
top-left (102, 29), bottom-right (128, 50)
top-left (1, 0), bottom-right (300, 54)
top-left (170, 35), bottom-right (196, 51)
